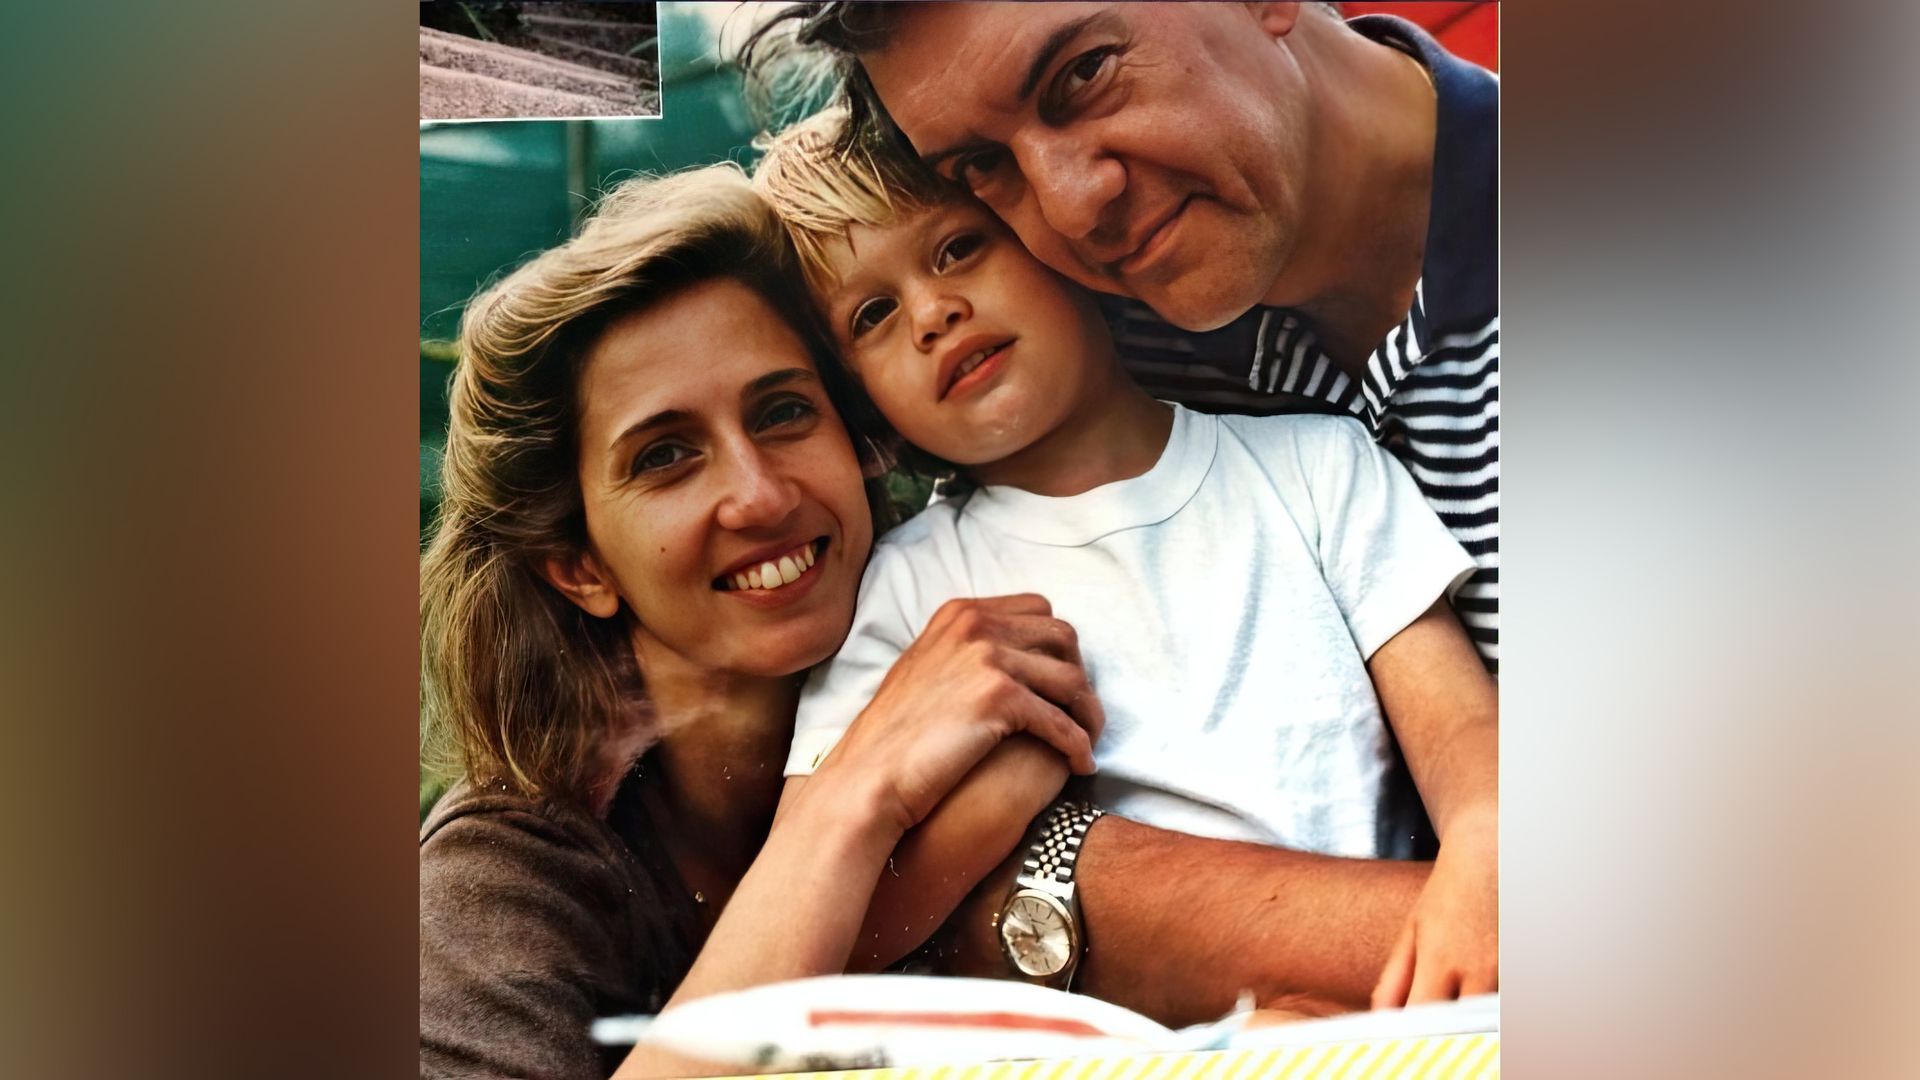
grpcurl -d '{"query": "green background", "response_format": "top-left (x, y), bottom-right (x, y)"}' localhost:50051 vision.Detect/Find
top-left (421, 4), bottom-right (775, 536)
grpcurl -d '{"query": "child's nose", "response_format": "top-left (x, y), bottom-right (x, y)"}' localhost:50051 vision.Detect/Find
top-left (913, 291), bottom-right (972, 350)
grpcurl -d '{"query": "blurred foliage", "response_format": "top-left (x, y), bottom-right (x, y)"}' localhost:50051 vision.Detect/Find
top-left (422, 772), bottom-right (451, 824)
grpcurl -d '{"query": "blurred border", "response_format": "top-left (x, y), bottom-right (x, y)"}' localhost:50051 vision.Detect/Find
top-left (9, 2), bottom-right (1918, 1078)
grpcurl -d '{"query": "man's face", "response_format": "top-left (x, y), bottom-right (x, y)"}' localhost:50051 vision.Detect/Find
top-left (862, 2), bottom-right (1316, 332)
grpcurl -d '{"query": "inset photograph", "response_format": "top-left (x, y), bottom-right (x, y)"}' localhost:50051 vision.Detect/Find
top-left (420, 1), bottom-right (660, 121)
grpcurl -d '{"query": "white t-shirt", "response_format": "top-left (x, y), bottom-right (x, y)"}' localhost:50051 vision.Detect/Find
top-left (786, 406), bottom-right (1475, 857)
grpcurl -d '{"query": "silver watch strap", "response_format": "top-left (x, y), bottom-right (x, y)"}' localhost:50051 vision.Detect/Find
top-left (1021, 800), bottom-right (1105, 891)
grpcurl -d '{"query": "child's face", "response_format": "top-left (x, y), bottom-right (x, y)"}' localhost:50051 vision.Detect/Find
top-left (814, 199), bottom-right (1114, 468)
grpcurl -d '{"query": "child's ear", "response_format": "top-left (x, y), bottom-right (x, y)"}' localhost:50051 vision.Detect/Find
top-left (540, 550), bottom-right (622, 619)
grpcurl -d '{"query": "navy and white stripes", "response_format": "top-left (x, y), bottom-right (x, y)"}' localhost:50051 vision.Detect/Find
top-left (1359, 289), bottom-right (1500, 672)
top-left (1110, 283), bottom-right (1501, 674)
top-left (1100, 13), bottom-right (1501, 674)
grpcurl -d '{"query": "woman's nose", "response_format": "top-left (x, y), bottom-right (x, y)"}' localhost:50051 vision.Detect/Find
top-left (912, 290), bottom-right (972, 351)
top-left (715, 447), bottom-right (801, 532)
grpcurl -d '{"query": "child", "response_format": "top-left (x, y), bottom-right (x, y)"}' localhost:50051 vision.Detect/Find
top-left (753, 108), bottom-right (1497, 1007)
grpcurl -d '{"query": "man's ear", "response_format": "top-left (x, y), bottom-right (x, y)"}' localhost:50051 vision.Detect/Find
top-left (1246, 2), bottom-right (1305, 39)
top-left (541, 549), bottom-right (623, 619)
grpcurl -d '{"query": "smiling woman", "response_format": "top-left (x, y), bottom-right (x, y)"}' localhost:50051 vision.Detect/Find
top-left (418, 164), bottom-right (1103, 1079)
top-left (420, 168), bottom-right (874, 809)
top-left (544, 275), bottom-right (875, 685)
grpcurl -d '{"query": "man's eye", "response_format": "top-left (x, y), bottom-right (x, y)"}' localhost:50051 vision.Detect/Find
top-left (953, 148), bottom-right (1008, 190)
top-left (1061, 47), bottom-right (1115, 96)
top-left (935, 232), bottom-right (984, 270)
top-left (850, 297), bottom-right (897, 336)
top-left (631, 442), bottom-right (694, 476)
top-left (758, 397), bottom-right (817, 431)
top-left (1046, 46), bottom-right (1117, 117)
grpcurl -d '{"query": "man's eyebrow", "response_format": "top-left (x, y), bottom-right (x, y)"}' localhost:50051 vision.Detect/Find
top-left (921, 139), bottom-right (993, 175)
top-left (1016, 13), bottom-right (1105, 101)
top-left (917, 12), bottom-right (1106, 171)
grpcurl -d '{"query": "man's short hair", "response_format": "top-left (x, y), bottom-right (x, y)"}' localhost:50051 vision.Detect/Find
top-left (738, 3), bottom-right (915, 154)
top-left (740, 3), bottom-right (1351, 154)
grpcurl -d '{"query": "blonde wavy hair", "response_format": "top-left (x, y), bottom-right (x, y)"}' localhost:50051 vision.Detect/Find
top-left (751, 104), bottom-right (957, 294)
top-left (420, 164), bottom-right (875, 805)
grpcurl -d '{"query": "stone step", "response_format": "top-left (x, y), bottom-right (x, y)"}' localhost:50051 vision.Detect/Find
top-left (420, 26), bottom-right (641, 103)
top-left (540, 2), bottom-right (656, 26)
top-left (518, 12), bottom-right (656, 56)
top-left (420, 65), bottom-right (637, 120)
top-left (521, 31), bottom-right (653, 80)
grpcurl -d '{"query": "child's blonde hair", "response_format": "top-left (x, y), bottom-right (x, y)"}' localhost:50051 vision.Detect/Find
top-left (752, 105), bottom-right (957, 294)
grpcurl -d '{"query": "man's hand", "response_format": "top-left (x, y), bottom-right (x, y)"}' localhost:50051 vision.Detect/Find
top-left (1370, 813), bottom-right (1497, 1007)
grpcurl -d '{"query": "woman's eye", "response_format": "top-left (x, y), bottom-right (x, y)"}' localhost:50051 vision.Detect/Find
top-left (935, 232), bottom-right (984, 270)
top-left (758, 397), bottom-right (817, 431)
top-left (850, 297), bottom-right (897, 337)
top-left (631, 442), bottom-right (694, 476)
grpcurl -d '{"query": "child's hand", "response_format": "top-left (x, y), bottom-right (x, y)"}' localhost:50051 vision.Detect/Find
top-left (823, 594), bottom-right (1104, 836)
top-left (1370, 818), bottom-right (1497, 1007)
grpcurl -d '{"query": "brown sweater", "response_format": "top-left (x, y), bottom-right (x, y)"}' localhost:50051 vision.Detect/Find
top-left (419, 772), bottom-right (699, 1079)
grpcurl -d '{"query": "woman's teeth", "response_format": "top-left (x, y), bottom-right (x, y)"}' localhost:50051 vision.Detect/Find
top-left (728, 541), bottom-right (817, 592)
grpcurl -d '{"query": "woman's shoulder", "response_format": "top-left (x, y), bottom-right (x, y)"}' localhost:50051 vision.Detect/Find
top-left (420, 778), bottom-right (646, 937)
top-left (421, 777), bottom-right (620, 858)
top-left (420, 776), bottom-right (692, 1078)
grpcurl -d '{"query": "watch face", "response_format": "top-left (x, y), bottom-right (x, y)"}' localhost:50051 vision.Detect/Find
top-left (999, 890), bottom-right (1075, 977)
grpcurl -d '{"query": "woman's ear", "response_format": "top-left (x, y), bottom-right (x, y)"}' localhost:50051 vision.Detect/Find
top-left (540, 550), bottom-right (623, 619)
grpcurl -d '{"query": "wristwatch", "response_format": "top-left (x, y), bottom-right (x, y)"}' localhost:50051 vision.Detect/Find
top-left (995, 799), bottom-right (1105, 989)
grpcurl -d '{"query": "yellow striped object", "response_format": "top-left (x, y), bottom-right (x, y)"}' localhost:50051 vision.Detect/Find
top-left (738, 1033), bottom-right (1498, 1080)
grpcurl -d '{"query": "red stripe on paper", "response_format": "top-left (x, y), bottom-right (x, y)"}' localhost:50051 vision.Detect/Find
top-left (808, 1010), bottom-right (1110, 1038)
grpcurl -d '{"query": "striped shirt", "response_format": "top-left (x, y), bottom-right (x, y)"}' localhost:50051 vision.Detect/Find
top-left (1104, 15), bottom-right (1500, 673)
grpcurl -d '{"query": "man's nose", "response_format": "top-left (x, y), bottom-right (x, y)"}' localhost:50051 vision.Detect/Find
top-left (912, 289), bottom-right (972, 351)
top-left (1015, 132), bottom-right (1124, 244)
top-left (715, 445), bottom-right (801, 532)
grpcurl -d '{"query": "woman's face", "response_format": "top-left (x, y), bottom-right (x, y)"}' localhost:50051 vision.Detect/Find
top-left (557, 277), bottom-right (874, 680)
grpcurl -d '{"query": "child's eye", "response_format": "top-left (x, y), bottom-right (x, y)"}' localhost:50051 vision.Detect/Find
top-left (757, 396), bottom-right (818, 431)
top-left (935, 232), bottom-right (984, 271)
top-left (850, 297), bottom-right (897, 337)
top-left (631, 441), bottom-right (695, 476)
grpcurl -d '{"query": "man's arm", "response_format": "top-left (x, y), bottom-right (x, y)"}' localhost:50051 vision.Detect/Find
top-left (929, 815), bottom-right (1430, 1027)
top-left (846, 735), bottom-right (1067, 973)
